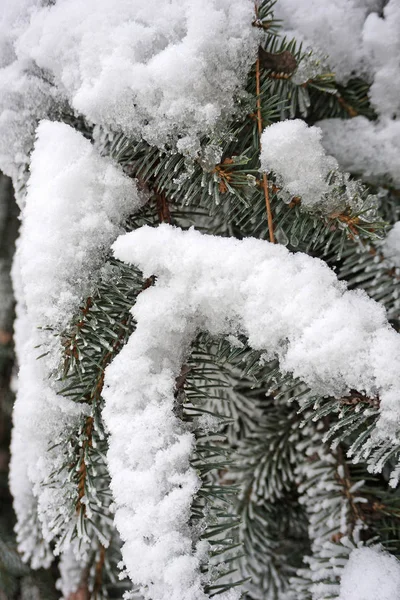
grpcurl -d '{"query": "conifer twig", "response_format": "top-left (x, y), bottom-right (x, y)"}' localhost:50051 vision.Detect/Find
top-left (92, 544), bottom-right (106, 599)
top-left (156, 189), bottom-right (171, 223)
top-left (335, 446), bottom-right (365, 535)
top-left (255, 3), bottom-right (275, 244)
top-left (76, 416), bottom-right (94, 514)
top-left (336, 94), bottom-right (358, 118)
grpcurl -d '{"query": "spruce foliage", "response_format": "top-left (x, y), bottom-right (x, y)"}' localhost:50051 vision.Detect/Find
top-left (2, 1), bottom-right (400, 599)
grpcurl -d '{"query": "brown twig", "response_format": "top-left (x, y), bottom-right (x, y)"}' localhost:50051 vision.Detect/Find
top-left (340, 389), bottom-right (380, 410)
top-left (213, 157), bottom-right (235, 194)
top-left (75, 316), bottom-right (129, 515)
top-left (334, 447), bottom-right (365, 538)
top-left (92, 544), bottom-right (106, 599)
top-left (156, 189), bottom-right (171, 223)
top-left (0, 330), bottom-right (12, 346)
top-left (336, 94), bottom-right (358, 118)
top-left (252, 18), bottom-right (273, 30)
top-left (67, 585), bottom-right (89, 600)
top-left (67, 569), bottom-right (90, 600)
top-left (76, 416), bottom-right (94, 514)
top-left (255, 3), bottom-right (275, 244)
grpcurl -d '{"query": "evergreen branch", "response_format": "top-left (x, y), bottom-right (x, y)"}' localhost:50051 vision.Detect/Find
top-left (255, 2), bottom-right (275, 244)
top-left (92, 544), bottom-right (106, 600)
top-left (339, 242), bottom-right (400, 327)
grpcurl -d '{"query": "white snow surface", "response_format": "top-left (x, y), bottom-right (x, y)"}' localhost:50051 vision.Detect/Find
top-left (318, 116), bottom-right (400, 186)
top-left (0, 0), bottom-right (258, 197)
top-left (339, 546), bottom-right (400, 600)
top-left (261, 119), bottom-right (380, 214)
top-left (104, 223), bottom-right (400, 599)
top-left (274, 0), bottom-right (382, 84)
top-left (0, 1), bottom-right (62, 202)
top-left (382, 222), bottom-right (400, 268)
top-left (362, 0), bottom-right (400, 119)
top-left (10, 121), bottom-right (143, 569)
top-left (13, 0), bottom-right (258, 154)
top-left (9, 263), bottom-right (86, 567)
top-left (19, 120), bottom-right (143, 340)
top-left (260, 120), bottom-right (338, 209)
top-left (276, 0), bottom-right (400, 185)
top-left (0, 59), bottom-right (61, 204)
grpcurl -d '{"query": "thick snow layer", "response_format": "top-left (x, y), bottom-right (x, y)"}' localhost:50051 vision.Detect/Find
top-left (276, 1), bottom-right (400, 185)
top-left (382, 222), bottom-right (400, 268)
top-left (0, 61), bottom-right (61, 203)
top-left (339, 547), bottom-right (400, 600)
top-left (0, 1), bottom-right (61, 201)
top-left (318, 117), bottom-right (400, 186)
top-left (14, 0), bottom-right (258, 154)
top-left (19, 120), bottom-right (143, 338)
top-left (9, 278), bottom-right (86, 567)
top-left (104, 224), bottom-right (400, 599)
top-left (0, 0), bottom-right (41, 69)
top-left (261, 120), bottom-right (338, 209)
top-left (273, 0), bottom-right (382, 83)
top-left (10, 121), bottom-right (143, 569)
top-left (362, 0), bottom-right (400, 119)
top-left (0, 0), bottom-right (257, 195)
top-left (320, 1), bottom-right (400, 186)
top-left (260, 120), bottom-right (377, 215)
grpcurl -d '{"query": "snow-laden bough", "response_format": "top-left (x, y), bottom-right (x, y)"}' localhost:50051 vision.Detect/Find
top-left (13, 0), bottom-right (258, 155)
top-left (10, 121), bottom-right (144, 567)
top-left (103, 223), bottom-right (400, 600)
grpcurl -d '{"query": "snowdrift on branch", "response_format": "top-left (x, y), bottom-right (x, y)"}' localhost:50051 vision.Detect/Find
top-left (14, 0), bottom-right (258, 154)
top-left (10, 121), bottom-right (143, 566)
top-left (103, 223), bottom-right (400, 600)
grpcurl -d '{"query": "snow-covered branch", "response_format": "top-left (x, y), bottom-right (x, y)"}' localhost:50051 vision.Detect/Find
top-left (103, 223), bottom-right (400, 598)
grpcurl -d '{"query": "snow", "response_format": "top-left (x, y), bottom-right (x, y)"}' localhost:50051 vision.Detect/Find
top-left (0, 0), bottom-right (258, 197)
top-left (288, 433), bottom-right (366, 599)
top-left (102, 283), bottom-right (210, 599)
top-left (0, 61), bottom-right (62, 205)
top-left (19, 120), bottom-right (143, 342)
top-left (13, 0), bottom-right (258, 155)
top-left (339, 547), bottom-right (400, 600)
top-left (362, 0), bottom-right (400, 120)
top-left (260, 120), bottom-right (338, 209)
top-left (273, 0), bottom-right (382, 83)
top-left (382, 222), bottom-right (400, 268)
top-left (275, 1), bottom-right (400, 186)
top-left (0, 0), bottom-right (41, 73)
top-left (260, 120), bottom-right (377, 215)
top-left (9, 282), bottom-right (86, 567)
top-left (0, 1), bottom-right (62, 202)
top-left (318, 117), bottom-right (400, 186)
top-left (9, 121), bottom-right (144, 569)
top-left (104, 223), bottom-right (400, 598)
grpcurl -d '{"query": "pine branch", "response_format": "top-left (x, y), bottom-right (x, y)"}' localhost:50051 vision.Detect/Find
top-left (255, 3), bottom-right (275, 244)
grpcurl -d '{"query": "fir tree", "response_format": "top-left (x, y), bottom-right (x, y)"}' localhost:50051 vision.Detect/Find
top-left (0, 1), bottom-right (399, 600)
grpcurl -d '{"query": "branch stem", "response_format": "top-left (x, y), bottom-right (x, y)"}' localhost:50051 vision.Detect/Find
top-left (255, 3), bottom-right (275, 243)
